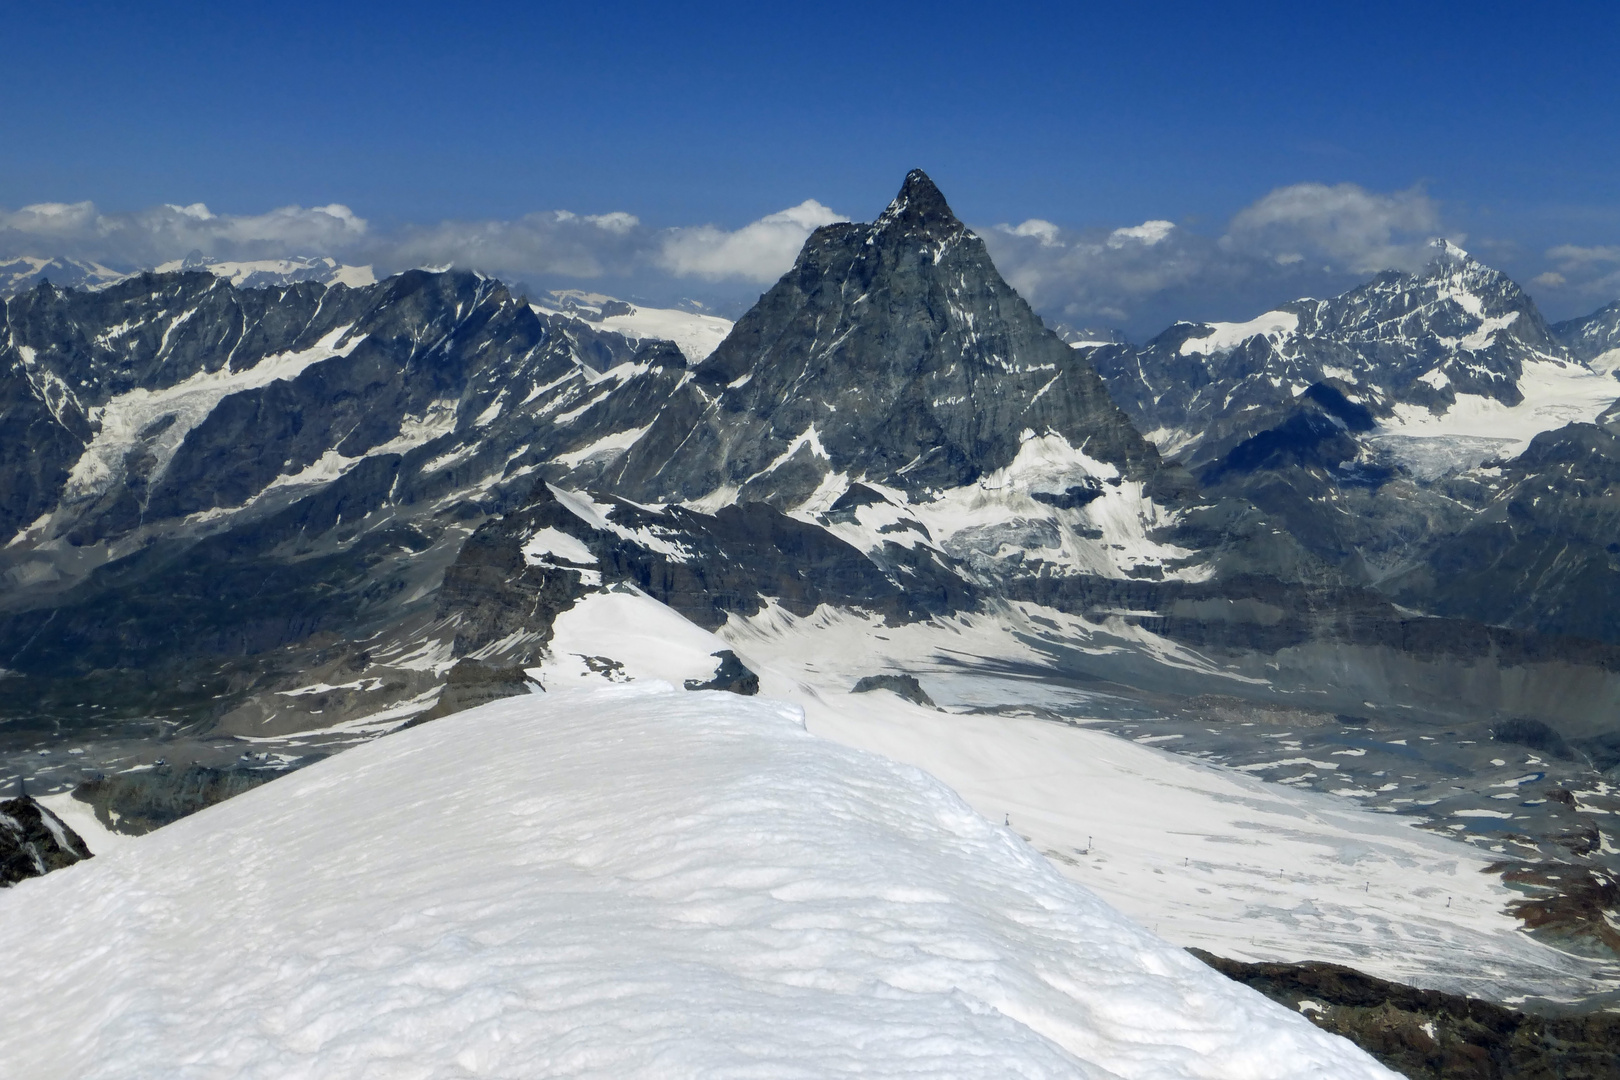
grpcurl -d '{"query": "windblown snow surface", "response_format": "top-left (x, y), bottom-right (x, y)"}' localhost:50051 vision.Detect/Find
top-left (0, 683), bottom-right (1392, 1079)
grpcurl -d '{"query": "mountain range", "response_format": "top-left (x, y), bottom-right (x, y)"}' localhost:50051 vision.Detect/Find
top-left (4, 170), bottom-right (1620, 1013)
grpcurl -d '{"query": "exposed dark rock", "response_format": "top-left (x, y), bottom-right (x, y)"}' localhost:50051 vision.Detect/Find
top-left (852, 673), bottom-right (935, 708)
top-left (1492, 719), bottom-right (1574, 761)
top-left (0, 267), bottom-right (686, 733)
top-left (604, 169), bottom-right (1188, 507)
top-left (1554, 300), bottom-right (1620, 362)
top-left (1386, 423), bottom-right (1620, 646)
top-left (435, 495), bottom-right (594, 659)
top-left (1029, 481), bottom-right (1105, 509)
top-left (1191, 948), bottom-right (1620, 1080)
top-left (408, 658), bottom-right (540, 725)
top-left (72, 763), bottom-right (281, 836)
top-left (0, 793), bottom-right (92, 885)
top-left (683, 651), bottom-right (759, 695)
top-left (1573, 732), bottom-right (1620, 774)
top-left (1486, 860), bottom-right (1620, 959)
top-left (1097, 242), bottom-right (1565, 470)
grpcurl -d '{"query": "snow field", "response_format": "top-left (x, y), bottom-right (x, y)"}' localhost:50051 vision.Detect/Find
top-left (720, 600), bottom-right (1616, 1003)
top-left (0, 683), bottom-right (1392, 1079)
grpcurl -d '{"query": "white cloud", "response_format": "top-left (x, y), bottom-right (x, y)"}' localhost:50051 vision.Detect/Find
top-left (1222, 182), bottom-right (1440, 273)
top-left (997, 219), bottom-right (1063, 246)
top-left (658, 200), bottom-right (846, 282)
top-left (0, 201), bottom-right (101, 235)
top-left (1, 181), bottom-right (1499, 338)
top-left (583, 211), bottom-right (640, 234)
top-left (0, 194), bottom-right (849, 293)
top-left (1107, 220), bottom-right (1175, 248)
top-left (0, 200), bottom-right (368, 266)
top-left (981, 182), bottom-right (1454, 337)
top-left (1531, 244), bottom-right (1620, 304)
top-left (1546, 243), bottom-right (1620, 267)
top-left (384, 211), bottom-right (649, 279)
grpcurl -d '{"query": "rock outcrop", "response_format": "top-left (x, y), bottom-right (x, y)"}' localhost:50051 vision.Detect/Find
top-left (1, 793), bottom-right (92, 885)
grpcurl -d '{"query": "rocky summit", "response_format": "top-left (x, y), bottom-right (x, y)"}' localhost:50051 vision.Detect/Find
top-left (604, 169), bottom-right (1179, 507)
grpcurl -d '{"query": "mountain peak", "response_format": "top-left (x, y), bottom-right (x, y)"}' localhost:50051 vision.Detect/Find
top-left (875, 169), bottom-right (959, 232)
top-left (1428, 237), bottom-right (1477, 267)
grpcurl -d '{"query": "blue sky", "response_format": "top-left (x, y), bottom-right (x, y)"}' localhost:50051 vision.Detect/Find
top-left (2, 1), bottom-right (1616, 336)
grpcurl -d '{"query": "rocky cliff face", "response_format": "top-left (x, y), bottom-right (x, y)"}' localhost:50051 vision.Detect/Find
top-left (1383, 420), bottom-right (1620, 643)
top-left (1085, 242), bottom-right (1620, 639)
top-left (1555, 300), bottom-right (1620, 364)
top-left (605, 170), bottom-right (1184, 508)
top-left (0, 265), bottom-right (700, 729)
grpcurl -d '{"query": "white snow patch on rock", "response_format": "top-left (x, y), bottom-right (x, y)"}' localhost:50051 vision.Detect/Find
top-left (520, 526), bottom-right (598, 567)
top-left (61, 324), bottom-right (365, 505)
top-left (1179, 311), bottom-right (1300, 357)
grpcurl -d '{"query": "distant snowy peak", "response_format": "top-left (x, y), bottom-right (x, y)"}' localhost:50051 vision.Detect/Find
top-left (0, 254), bottom-right (377, 299)
top-left (1096, 239), bottom-right (1610, 464)
top-left (1554, 298), bottom-right (1620, 365)
top-left (531, 289), bottom-right (733, 363)
top-left (151, 254), bottom-right (377, 290)
top-left (0, 255), bottom-right (127, 298)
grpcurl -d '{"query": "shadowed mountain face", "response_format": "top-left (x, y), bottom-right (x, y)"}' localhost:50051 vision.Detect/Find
top-left (1383, 420), bottom-right (1620, 643)
top-left (1555, 300), bottom-right (1620, 363)
top-left (606, 170), bottom-right (1185, 507)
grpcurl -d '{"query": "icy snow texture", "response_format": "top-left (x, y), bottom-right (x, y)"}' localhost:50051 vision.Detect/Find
top-left (0, 685), bottom-right (1391, 1079)
top-left (720, 602), bottom-right (1614, 1003)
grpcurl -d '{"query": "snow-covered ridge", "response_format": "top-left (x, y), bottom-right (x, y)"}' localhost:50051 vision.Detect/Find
top-left (1178, 310), bottom-right (1300, 357)
top-left (152, 255), bottom-right (377, 290)
top-left (532, 289), bottom-right (734, 363)
top-left (0, 255), bottom-right (127, 297)
top-left (0, 685), bottom-right (1392, 1078)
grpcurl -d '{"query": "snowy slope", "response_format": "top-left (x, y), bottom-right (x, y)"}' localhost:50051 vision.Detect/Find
top-left (532, 290), bottom-right (734, 362)
top-left (0, 255), bottom-right (129, 296)
top-left (728, 607), bottom-right (1617, 1004)
top-left (0, 684), bottom-right (1392, 1079)
top-left (527, 592), bottom-right (1615, 1004)
top-left (1373, 353), bottom-right (1620, 462)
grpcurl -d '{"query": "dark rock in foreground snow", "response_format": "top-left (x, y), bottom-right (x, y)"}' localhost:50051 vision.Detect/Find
top-left (1193, 948), bottom-right (1620, 1080)
top-left (852, 674), bottom-right (935, 708)
top-left (1, 793), bottom-right (92, 885)
top-left (684, 651), bottom-right (759, 695)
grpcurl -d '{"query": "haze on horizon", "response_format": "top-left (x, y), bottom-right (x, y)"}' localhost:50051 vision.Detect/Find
top-left (2, 0), bottom-right (1615, 338)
